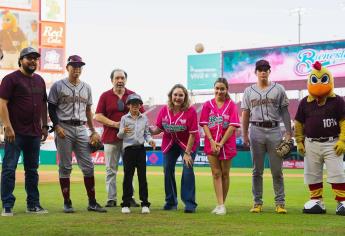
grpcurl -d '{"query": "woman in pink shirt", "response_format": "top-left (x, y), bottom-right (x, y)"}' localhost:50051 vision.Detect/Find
top-left (151, 84), bottom-right (199, 213)
top-left (200, 78), bottom-right (240, 215)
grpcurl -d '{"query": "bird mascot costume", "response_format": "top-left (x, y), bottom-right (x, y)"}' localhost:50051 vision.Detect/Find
top-left (294, 61), bottom-right (345, 216)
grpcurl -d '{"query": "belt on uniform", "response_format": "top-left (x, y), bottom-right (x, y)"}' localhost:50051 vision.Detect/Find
top-left (251, 121), bottom-right (279, 128)
top-left (306, 136), bottom-right (338, 143)
top-left (125, 145), bottom-right (145, 150)
top-left (61, 120), bottom-right (86, 126)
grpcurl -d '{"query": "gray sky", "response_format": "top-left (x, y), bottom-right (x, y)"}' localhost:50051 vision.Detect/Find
top-left (66, 0), bottom-right (345, 104)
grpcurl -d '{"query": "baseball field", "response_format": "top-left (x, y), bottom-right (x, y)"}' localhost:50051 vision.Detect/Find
top-left (0, 165), bottom-right (345, 236)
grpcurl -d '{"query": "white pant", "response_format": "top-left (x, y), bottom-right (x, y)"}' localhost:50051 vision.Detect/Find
top-left (304, 138), bottom-right (345, 184)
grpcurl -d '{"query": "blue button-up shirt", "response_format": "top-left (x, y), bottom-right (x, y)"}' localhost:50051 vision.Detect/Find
top-left (117, 112), bottom-right (153, 150)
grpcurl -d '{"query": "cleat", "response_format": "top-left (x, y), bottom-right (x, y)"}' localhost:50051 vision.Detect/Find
top-left (250, 204), bottom-right (263, 213)
top-left (275, 204), bottom-right (287, 214)
top-left (26, 205), bottom-right (48, 214)
top-left (87, 202), bottom-right (107, 213)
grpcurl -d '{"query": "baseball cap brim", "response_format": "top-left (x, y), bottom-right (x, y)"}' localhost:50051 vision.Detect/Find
top-left (21, 52), bottom-right (40, 59)
top-left (126, 99), bottom-right (143, 105)
top-left (67, 61), bottom-right (86, 67)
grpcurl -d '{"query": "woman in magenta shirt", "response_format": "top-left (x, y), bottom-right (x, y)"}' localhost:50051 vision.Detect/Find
top-left (200, 78), bottom-right (240, 215)
top-left (151, 84), bottom-right (199, 213)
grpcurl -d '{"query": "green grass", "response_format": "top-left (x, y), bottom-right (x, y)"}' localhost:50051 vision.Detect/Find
top-left (0, 165), bottom-right (345, 236)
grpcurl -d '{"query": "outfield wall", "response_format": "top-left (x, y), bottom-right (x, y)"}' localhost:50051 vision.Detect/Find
top-left (0, 148), bottom-right (307, 169)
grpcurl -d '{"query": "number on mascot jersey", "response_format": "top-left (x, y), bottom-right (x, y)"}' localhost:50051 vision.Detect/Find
top-left (323, 118), bottom-right (337, 128)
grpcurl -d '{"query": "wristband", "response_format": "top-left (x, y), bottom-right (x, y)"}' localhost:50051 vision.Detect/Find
top-left (184, 151), bottom-right (191, 156)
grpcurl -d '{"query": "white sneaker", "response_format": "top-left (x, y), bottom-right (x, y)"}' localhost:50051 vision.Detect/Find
top-left (121, 207), bottom-right (131, 214)
top-left (141, 206), bottom-right (150, 214)
top-left (211, 205), bottom-right (220, 214)
top-left (215, 204), bottom-right (226, 215)
top-left (1, 208), bottom-right (13, 217)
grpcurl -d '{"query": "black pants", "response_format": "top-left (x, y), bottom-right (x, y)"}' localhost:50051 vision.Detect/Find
top-left (121, 145), bottom-right (150, 207)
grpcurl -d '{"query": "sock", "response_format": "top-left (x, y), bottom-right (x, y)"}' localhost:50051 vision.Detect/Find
top-left (84, 176), bottom-right (96, 203)
top-left (331, 183), bottom-right (345, 202)
top-left (59, 178), bottom-right (70, 202)
top-left (308, 183), bottom-right (323, 199)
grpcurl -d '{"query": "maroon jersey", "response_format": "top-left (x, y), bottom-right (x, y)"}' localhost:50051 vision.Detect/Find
top-left (295, 95), bottom-right (345, 138)
top-left (0, 70), bottom-right (47, 136)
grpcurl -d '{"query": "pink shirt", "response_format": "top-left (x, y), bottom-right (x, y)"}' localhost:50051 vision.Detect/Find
top-left (156, 105), bottom-right (200, 154)
top-left (199, 99), bottom-right (240, 160)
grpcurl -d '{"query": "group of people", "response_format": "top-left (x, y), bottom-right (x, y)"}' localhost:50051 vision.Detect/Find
top-left (1, 47), bottom-right (345, 217)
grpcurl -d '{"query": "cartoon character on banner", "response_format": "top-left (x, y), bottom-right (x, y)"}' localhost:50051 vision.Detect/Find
top-left (0, 10), bottom-right (28, 68)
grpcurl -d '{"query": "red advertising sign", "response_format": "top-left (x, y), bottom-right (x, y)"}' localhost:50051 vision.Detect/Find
top-left (41, 22), bottom-right (65, 47)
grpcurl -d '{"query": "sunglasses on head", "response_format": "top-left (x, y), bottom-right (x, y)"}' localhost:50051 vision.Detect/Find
top-left (117, 99), bottom-right (124, 112)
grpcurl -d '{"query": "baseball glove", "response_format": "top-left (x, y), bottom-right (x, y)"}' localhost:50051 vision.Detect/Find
top-left (276, 139), bottom-right (294, 159)
top-left (89, 140), bottom-right (104, 153)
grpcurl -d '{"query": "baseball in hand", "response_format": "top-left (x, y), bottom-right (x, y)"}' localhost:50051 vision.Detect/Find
top-left (195, 43), bottom-right (204, 53)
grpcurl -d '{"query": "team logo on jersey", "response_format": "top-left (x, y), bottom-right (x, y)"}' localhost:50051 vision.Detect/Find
top-left (223, 114), bottom-right (229, 120)
top-left (180, 119), bottom-right (186, 124)
top-left (208, 115), bottom-right (223, 128)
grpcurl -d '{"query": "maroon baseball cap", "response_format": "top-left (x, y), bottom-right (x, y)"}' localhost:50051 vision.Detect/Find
top-left (67, 55), bottom-right (85, 66)
top-left (255, 59), bottom-right (271, 70)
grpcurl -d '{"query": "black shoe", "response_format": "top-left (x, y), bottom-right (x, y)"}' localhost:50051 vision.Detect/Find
top-left (26, 205), bottom-right (48, 214)
top-left (130, 198), bottom-right (140, 207)
top-left (87, 202), bottom-right (107, 213)
top-left (64, 200), bottom-right (75, 213)
top-left (163, 205), bottom-right (177, 211)
top-left (184, 209), bottom-right (195, 213)
top-left (105, 200), bottom-right (117, 207)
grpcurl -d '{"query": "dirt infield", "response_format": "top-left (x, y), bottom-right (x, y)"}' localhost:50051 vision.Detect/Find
top-left (14, 170), bottom-right (304, 183)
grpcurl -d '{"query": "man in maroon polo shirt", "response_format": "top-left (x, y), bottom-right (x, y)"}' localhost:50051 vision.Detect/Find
top-left (0, 47), bottom-right (49, 217)
top-left (95, 69), bottom-right (142, 207)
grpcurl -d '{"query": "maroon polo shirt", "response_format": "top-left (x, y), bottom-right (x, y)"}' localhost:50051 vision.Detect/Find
top-left (295, 95), bottom-right (345, 138)
top-left (0, 70), bottom-right (47, 136)
top-left (95, 88), bottom-right (144, 144)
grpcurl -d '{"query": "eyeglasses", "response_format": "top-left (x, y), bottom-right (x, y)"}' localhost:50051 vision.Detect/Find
top-left (117, 99), bottom-right (124, 112)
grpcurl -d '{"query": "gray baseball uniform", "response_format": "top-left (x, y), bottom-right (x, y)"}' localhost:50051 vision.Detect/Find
top-left (241, 82), bottom-right (289, 205)
top-left (48, 78), bottom-right (94, 178)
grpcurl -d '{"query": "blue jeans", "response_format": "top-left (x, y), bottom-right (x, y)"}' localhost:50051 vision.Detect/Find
top-left (163, 143), bottom-right (197, 211)
top-left (1, 134), bottom-right (41, 208)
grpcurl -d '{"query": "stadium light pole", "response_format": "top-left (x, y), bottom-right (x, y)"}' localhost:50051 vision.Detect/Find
top-left (290, 7), bottom-right (306, 44)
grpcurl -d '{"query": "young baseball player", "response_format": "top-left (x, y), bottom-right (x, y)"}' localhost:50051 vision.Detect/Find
top-left (295, 61), bottom-right (345, 216)
top-left (117, 94), bottom-right (156, 214)
top-left (241, 59), bottom-right (292, 214)
top-left (200, 78), bottom-right (240, 215)
top-left (48, 55), bottom-right (106, 213)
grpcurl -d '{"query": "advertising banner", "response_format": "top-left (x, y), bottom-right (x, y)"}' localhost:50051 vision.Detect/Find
top-left (0, 0), bottom-right (32, 9)
top-left (187, 53), bottom-right (221, 90)
top-left (40, 0), bottom-right (65, 22)
top-left (0, 9), bottom-right (38, 69)
top-left (41, 21), bottom-right (65, 47)
top-left (40, 47), bottom-right (64, 72)
top-left (223, 40), bottom-right (345, 84)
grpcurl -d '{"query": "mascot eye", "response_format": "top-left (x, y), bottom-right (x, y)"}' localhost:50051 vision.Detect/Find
top-left (310, 75), bottom-right (318, 84)
top-left (321, 75), bottom-right (329, 84)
